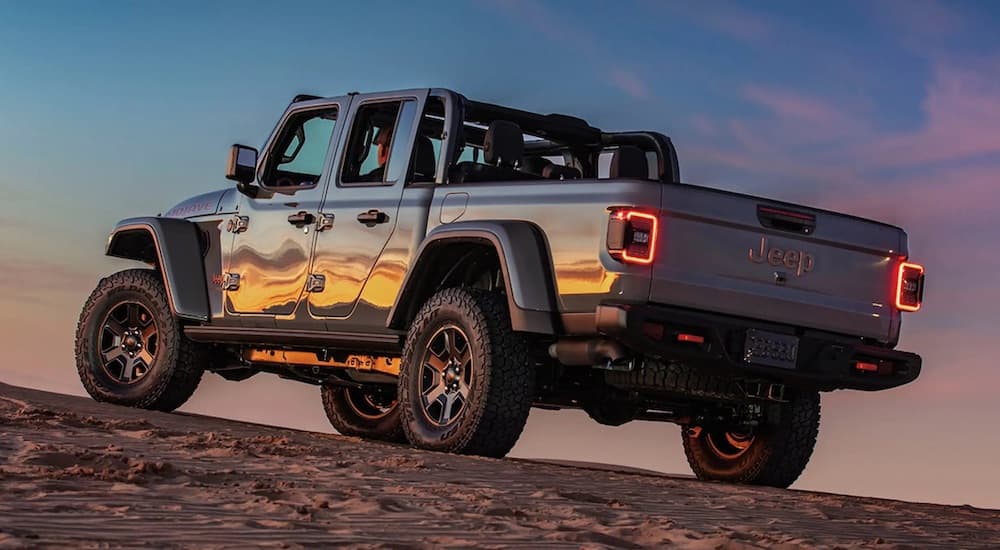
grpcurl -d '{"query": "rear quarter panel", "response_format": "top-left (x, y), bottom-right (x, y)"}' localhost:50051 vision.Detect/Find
top-left (428, 179), bottom-right (662, 313)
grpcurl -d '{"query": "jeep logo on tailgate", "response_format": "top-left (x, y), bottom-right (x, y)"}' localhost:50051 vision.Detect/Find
top-left (749, 237), bottom-right (815, 276)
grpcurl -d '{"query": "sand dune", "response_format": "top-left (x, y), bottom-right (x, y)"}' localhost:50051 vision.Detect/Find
top-left (0, 382), bottom-right (996, 549)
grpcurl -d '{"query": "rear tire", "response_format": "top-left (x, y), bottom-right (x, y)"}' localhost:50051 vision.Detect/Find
top-left (320, 384), bottom-right (405, 442)
top-left (75, 269), bottom-right (205, 412)
top-left (682, 390), bottom-right (820, 488)
top-left (398, 287), bottom-right (534, 458)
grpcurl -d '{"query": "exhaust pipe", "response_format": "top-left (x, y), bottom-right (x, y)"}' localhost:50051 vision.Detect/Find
top-left (548, 339), bottom-right (628, 366)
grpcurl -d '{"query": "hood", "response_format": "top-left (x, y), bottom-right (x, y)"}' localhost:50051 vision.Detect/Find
top-left (162, 188), bottom-right (238, 219)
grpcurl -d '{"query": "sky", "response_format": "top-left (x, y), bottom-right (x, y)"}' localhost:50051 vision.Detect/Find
top-left (2, 0), bottom-right (999, 508)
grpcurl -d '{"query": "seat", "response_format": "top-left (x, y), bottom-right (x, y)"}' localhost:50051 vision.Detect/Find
top-left (522, 155), bottom-right (581, 181)
top-left (521, 156), bottom-right (553, 177)
top-left (542, 164), bottom-right (581, 180)
top-left (411, 135), bottom-right (436, 181)
top-left (609, 145), bottom-right (650, 179)
top-left (452, 120), bottom-right (542, 183)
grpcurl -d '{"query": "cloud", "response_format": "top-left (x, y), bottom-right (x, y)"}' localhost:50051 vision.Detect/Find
top-left (643, 1), bottom-right (778, 45)
top-left (684, 4), bottom-right (777, 44)
top-left (0, 258), bottom-right (99, 305)
top-left (861, 60), bottom-right (1000, 168)
top-left (489, 0), bottom-right (654, 100)
top-left (689, 115), bottom-right (717, 137)
top-left (608, 68), bottom-right (650, 100)
top-left (814, 161), bottom-right (1000, 227)
top-left (741, 85), bottom-right (870, 142)
top-left (683, 53), bottom-right (1000, 194)
top-left (876, 0), bottom-right (967, 40)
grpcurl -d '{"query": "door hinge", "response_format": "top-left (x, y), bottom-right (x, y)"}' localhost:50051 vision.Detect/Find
top-left (306, 274), bottom-right (326, 293)
top-left (316, 213), bottom-right (335, 232)
top-left (222, 272), bottom-right (241, 291)
top-left (226, 215), bottom-right (249, 233)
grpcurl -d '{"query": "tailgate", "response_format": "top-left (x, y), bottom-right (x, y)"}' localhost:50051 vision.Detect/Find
top-left (650, 184), bottom-right (907, 343)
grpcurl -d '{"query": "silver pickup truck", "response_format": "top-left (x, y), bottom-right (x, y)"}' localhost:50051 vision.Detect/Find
top-left (75, 88), bottom-right (924, 487)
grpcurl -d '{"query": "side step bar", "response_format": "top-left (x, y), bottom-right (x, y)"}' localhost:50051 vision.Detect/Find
top-left (184, 326), bottom-right (402, 354)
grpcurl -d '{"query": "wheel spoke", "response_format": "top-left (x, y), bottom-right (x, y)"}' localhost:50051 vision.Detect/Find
top-left (104, 317), bottom-right (126, 338)
top-left (457, 379), bottom-right (471, 399)
top-left (440, 392), bottom-right (459, 424)
top-left (141, 322), bottom-right (157, 341)
top-left (120, 357), bottom-right (137, 382)
top-left (137, 349), bottom-right (155, 367)
top-left (443, 329), bottom-right (459, 360)
top-left (423, 381), bottom-right (447, 407)
top-left (127, 304), bottom-right (142, 328)
top-left (426, 352), bottom-right (448, 372)
top-left (457, 344), bottom-right (472, 370)
top-left (102, 347), bottom-right (125, 364)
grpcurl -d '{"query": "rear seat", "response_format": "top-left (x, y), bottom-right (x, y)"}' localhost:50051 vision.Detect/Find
top-left (609, 145), bottom-right (650, 179)
top-left (450, 121), bottom-right (542, 184)
top-left (522, 156), bottom-right (581, 181)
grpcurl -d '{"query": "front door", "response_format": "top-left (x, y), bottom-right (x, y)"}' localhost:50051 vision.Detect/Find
top-left (225, 100), bottom-right (346, 322)
top-left (308, 91), bottom-right (426, 327)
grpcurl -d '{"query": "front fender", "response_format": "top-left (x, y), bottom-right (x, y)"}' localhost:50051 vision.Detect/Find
top-left (106, 217), bottom-right (209, 322)
top-left (388, 220), bottom-right (558, 334)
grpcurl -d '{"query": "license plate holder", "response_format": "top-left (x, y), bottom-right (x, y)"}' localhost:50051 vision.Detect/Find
top-left (743, 329), bottom-right (799, 370)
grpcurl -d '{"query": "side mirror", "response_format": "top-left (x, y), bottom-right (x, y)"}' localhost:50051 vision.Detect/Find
top-left (226, 144), bottom-right (258, 184)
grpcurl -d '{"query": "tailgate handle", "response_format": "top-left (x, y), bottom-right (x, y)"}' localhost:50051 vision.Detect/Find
top-left (757, 206), bottom-right (816, 235)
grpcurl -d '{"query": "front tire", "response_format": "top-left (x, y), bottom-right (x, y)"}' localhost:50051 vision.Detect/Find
top-left (75, 269), bottom-right (205, 412)
top-left (398, 287), bottom-right (534, 458)
top-left (682, 391), bottom-right (821, 488)
top-left (320, 384), bottom-right (405, 442)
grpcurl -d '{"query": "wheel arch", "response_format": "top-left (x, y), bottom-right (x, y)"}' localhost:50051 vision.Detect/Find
top-left (105, 217), bottom-right (210, 322)
top-left (387, 221), bottom-right (559, 334)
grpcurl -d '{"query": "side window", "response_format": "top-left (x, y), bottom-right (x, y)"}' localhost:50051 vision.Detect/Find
top-left (261, 107), bottom-right (338, 189)
top-left (341, 100), bottom-right (418, 185)
top-left (597, 150), bottom-right (613, 178)
top-left (457, 145), bottom-right (482, 163)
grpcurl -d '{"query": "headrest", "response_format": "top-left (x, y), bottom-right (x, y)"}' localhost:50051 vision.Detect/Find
top-left (413, 136), bottom-right (436, 180)
top-left (610, 146), bottom-right (649, 179)
top-left (521, 156), bottom-right (554, 176)
top-left (483, 120), bottom-right (524, 168)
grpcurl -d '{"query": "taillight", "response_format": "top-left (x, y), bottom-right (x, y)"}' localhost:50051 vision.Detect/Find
top-left (607, 209), bottom-right (658, 265)
top-left (895, 262), bottom-right (925, 312)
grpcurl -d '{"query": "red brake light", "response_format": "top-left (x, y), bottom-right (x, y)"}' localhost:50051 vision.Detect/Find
top-left (677, 333), bottom-right (705, 344)
top-left (855, 361), bottom-right (879, 372)
top-left (607, 209), bottom-right (658, 265)
top-left (895, 262), bottom-right (924, 312)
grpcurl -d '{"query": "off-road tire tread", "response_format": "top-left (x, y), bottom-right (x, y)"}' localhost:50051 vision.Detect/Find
top-left (682, 390), bottom-right (821, 488)
top-left (399, 287), bottom-right (534, 458)
top-left (606, 361), bottom-right (743, 402)
top-left (320, 385), bottom-right (406, 442)
top-left (75, 269), bottom-right (205, 412)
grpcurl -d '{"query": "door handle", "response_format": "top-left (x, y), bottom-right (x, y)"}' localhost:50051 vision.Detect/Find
top-left (287, 211), bottom-right (315, 227)
top-left (357, 209), bottom-right (389, 227)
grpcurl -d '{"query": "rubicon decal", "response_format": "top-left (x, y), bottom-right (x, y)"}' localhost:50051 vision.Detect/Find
top-left (749, 237), bottom-right (815, 276)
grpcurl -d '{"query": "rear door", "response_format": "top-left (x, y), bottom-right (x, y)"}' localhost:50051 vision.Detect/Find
top-left (307, 90), bottom-right (427, 329)
top-left (650, 184), bottom-right (908, 342)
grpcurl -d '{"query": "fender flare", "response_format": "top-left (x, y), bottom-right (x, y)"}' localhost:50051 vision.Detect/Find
top-left (387, 220), bottom-right (559, 334)
top-left (105, 217), bottom-right (210, 322)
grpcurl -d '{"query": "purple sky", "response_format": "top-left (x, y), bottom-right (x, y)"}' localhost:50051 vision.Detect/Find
top-left (1, 1), bottom-right (999, 507)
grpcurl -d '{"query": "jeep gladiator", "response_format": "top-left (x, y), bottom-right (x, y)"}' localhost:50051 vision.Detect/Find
top-left (75, 88), bottom-right (925, 487)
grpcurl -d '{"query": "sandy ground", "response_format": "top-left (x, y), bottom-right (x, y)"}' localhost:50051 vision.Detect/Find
top-left (0, 382), bottom-right (997, 549)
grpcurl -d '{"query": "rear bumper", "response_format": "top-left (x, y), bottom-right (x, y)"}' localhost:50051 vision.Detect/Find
top-left (595, 302), bottom-right (921, 392)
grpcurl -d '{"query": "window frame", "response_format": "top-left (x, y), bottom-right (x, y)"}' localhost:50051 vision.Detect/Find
top-left (337, 97), bottom-right (419, 188)
top-left (256, 102), bottom-right (341, 193)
